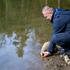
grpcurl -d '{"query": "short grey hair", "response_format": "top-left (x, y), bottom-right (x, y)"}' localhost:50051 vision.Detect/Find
top-left (42, 6), bottom-right (50, 13)
top-left (42, 6), bottom-right (53, 14)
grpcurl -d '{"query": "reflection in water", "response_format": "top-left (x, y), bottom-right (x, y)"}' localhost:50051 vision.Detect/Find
top-left (24, 29), bottom-right (41, 54)
top-left (0, 33), bottom-right (5, 48)
top-left (21, 29), bottom-right (47, 70)
top-left (16, 46), bottom-right (24, 57)
top-left (0, 32), bottom-right (22, 57)
top-left (25, 29), bottom-right (37, 46)
top-left (0, 29), bottom-right (48, 70)
top-left (4, 32), bottom-right (23, 57)
top-left (5, 32), bottom-right (21, 46)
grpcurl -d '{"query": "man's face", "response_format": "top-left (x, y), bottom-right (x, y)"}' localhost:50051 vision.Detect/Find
top-left (42, 9), bottom-right (52, 21)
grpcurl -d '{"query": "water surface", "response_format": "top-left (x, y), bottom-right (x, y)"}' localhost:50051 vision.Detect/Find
top-left (0, 29), bottom-right (50, 70)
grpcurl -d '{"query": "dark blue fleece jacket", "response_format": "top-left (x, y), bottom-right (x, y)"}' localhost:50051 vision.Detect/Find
top-left (51, 8), bottom-right (70, 34)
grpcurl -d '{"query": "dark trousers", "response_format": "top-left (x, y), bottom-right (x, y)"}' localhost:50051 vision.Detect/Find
top-left (48, 32), bottom-right (70, 53)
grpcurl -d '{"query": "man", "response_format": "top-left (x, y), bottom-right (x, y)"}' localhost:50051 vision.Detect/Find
top-left (41, 6), bottom-right (70, 57)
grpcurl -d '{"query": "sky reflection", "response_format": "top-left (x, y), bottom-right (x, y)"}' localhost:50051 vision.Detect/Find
top-left (0, 29), bottom-right (46, 70)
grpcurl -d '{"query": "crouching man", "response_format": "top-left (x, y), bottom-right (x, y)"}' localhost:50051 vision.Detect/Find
top-left (41, 6), bottom-right (70, 57)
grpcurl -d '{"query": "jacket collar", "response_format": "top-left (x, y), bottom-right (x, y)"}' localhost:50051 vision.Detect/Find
top-left (51, 8), bottom-right (56, 23)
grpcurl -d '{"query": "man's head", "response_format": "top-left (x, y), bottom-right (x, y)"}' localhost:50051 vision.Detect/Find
top-left (42, 6), bottom-right (53, 21)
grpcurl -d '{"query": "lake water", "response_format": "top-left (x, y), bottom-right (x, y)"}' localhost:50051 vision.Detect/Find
top-left (0, 29), bottom-right (51, 70)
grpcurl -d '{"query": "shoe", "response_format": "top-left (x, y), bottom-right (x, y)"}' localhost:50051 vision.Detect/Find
top-left (57, 48), bottom-right (65, 55)
top-left (53, 47), bottom-right (58, 53)
top-left (66, 50), bottom-right (70, 57)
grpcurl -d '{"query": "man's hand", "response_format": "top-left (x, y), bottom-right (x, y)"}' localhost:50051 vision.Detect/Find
top-left (41, 51), bottom-right (51, 57)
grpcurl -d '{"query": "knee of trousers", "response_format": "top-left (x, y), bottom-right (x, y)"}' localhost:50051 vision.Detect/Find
top-left (51, 34), bottom-right (60, 44)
